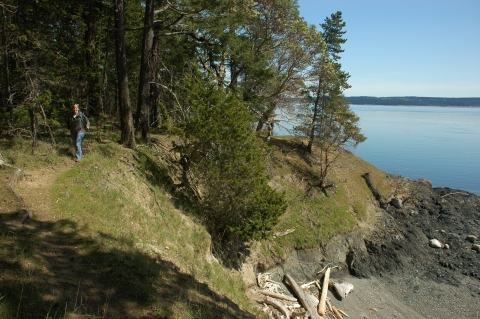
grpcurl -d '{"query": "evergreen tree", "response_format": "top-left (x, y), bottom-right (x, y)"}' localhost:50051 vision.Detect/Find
top-left (321, 11), bottom-right (346, 62)
top-left (136, 0), bottom-right (155, 143)
top-left (114, 0), bottom-right (136, 149)
top-left (175, 75), bottom-right (286, 241)
top-left (295, 12), bottom-right (365, 191)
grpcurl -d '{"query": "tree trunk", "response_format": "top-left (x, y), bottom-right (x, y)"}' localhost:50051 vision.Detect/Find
top-left (114, 0), bottom-right (136, 149)
top-left (1, 7), bottom-right (14, 127)
top-left (136, 0), bottom-right (155, 142)
top-left (39, 103), bottom-right (56, 146)
top-left (101, 20), bottom-right (111, 115)
top-left (307, 78), bottom-right (322, 153)
top-left (150, 34), bottom-right (161, 128)
top-left (84, 2), bottom-right (97, 115)
top-left (21, 58), bottom-right (38, 150)
top-left (28, 105), bottom-right (37, 150)
top-left (255, 103), bottom-right (275, 133)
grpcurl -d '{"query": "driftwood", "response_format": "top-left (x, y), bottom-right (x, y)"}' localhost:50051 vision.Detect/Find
top-left (300, 281), bottom-right (317, 289)
top-left (258, 290), bottom-right (297, 302)
top-left (338, 309), bottom-right (349, 317)
top-left (284, 274), bottom-right (323, 319)
top-left (317, 264), bottom-right (337, 275)
top-left (257, 273), bottom-right (283, 292)
top-left (317, 264), bottom-right (330, 275)
top-left (318, 267), bottom-right (331, 316)
top-left (326, 299), bottom-right (333, 312)
top-left (332, 281), bottom-right (354, 299)
top-left (263, 296), bottom-right (291, 318)
top-left (291, 311), bottom-right (307, 318)
top-left (332, 306), bottom-right (343, 319)
top-left (361, 172), bottom-right (387, 207)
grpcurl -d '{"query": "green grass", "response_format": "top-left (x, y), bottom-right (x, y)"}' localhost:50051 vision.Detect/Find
top-left (1, 137), bottom-right (263, 318)
top-left (257, 137), bottom-right (395, 257)
top-left (0, 133), bottom-right (398, 318)
top-left (51, 149), bottom-right (261, 317)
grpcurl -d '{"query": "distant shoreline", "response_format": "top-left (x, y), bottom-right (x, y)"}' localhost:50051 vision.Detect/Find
top-left (286, 96), bottom-right (480, 107)
top-left (345, 96), bottom-right (480, 107)
top-left (350, 104), bottom-right (480, 108)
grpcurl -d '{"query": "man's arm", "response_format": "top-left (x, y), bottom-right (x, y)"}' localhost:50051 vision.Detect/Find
top-left (83, 114), bottom-right (90, 130)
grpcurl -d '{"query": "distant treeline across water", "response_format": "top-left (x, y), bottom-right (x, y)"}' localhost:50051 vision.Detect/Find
top-left (345, 96), bottom-right (480, 107)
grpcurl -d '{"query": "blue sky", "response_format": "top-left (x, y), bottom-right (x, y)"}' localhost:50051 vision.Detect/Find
top-left (297, 0), bottom-right (480, 97)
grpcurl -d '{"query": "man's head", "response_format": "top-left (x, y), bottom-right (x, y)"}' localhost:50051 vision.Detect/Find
top-left (73, 103), bottom-right (79, 113)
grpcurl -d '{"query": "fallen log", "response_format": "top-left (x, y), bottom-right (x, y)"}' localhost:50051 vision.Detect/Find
top-left (361, 172), bottom-right (387, 207)
top-left (338, 309), bottom-right (349, 317)
top-left (284, 274), bottom-right (323, 319)
top-left (258, 290), bottom-right (298, 302)
top-left (291, 311), bottom-right (307, 318)
top-left (318, 267), bottom-right (331, 316)
top-left (332, 305), bottom-right (343, 319)
top-left (263, 296), bottom-right (291, 318)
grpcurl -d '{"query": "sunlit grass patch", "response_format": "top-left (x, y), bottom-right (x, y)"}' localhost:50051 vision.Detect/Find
top-left (261, 137), bottom-right (394, 254)
top-left (49, 142), bottom-right (262, 318)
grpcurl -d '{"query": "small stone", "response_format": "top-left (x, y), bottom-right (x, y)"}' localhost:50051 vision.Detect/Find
top-left (390, 197), bottom-right (403, 209)
top-left (429, 239), bottom-right (444, 248)
top-left (466, 235), bottom-right (477, 243)
top-left (444, 243), bottom-right (450, 249)
top-left (472, 244), bottom-right (480, 253)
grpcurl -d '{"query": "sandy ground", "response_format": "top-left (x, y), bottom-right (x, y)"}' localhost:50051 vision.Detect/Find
top-left (329, 274), bottom-right (480, 319)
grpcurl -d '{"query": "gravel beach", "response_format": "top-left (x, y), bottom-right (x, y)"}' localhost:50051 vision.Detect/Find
top-left (259, 178), bottom-right (480, 318)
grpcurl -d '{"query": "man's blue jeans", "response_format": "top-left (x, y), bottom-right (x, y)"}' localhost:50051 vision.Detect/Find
top-left (71, 130), bottom-right (85, 160)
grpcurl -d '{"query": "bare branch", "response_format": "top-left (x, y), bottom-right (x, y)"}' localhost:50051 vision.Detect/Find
top-left (0, 3), bottom-right (17, 12)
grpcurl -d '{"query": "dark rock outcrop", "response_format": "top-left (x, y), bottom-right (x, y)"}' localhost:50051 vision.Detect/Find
top-left (348, 180), bottom-right (480, 293)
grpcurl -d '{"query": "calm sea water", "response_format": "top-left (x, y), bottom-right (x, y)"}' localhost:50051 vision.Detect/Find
top-left (349, 105), bottom-right (480, 195)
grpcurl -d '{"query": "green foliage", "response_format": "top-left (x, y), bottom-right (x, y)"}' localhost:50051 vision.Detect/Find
top-left (180, 78), bottom-right (286, 241)
top-left (12, 106), bottom-right (30, 131)
top-left (321, 11), bottom-right (347, 61)
top-left (292, 11), bottom-right (365, 188)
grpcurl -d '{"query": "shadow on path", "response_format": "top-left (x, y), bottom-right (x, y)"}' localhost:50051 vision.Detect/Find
top-left (0, 210), bottom-right (255, 318)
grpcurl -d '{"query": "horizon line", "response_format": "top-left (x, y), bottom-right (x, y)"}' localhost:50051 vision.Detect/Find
top-left (345, 96), bottom-right (480, 99)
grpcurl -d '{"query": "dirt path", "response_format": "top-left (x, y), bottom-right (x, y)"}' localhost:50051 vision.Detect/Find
top-left (15, 162), bottom-right (74, 221)
top-left (1, 162), bottom-right (139, 317)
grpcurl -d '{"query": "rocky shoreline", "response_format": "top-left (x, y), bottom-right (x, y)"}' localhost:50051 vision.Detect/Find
top-left (258, 178), bottom-right (480, 318)
top-left (348, 179), bottom-right (480, 294)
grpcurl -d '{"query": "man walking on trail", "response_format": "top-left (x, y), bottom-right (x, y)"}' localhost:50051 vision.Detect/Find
top-left (68, 103), bottom-right (90, 162)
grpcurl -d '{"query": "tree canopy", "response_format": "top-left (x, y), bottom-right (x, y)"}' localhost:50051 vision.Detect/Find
top-left (0, 1), bottom-right (364, 241)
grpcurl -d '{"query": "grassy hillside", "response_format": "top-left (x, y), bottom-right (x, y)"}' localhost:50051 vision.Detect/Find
top-left (0, 133), bottom-right (398, 318)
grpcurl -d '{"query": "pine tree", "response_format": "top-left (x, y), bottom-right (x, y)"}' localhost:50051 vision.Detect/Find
top-left (321, 11), bottom-right (347, 62)
top-left (175, 76), bottom-right (286, 241)
top-left (296, 11), bottom-right (366, 191)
